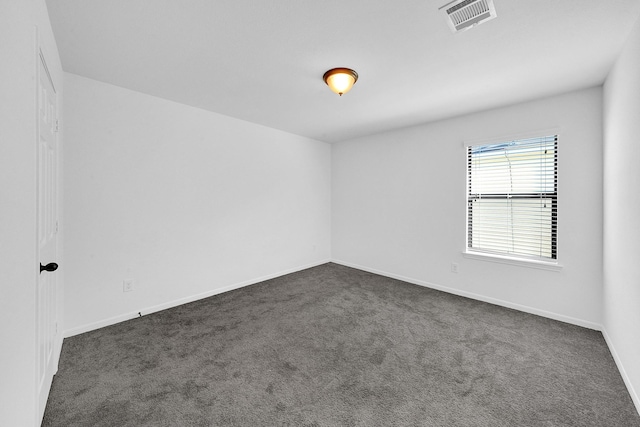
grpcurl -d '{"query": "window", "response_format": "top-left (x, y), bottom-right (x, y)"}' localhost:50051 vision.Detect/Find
top-left (466, 135), bottom-right (557, 262)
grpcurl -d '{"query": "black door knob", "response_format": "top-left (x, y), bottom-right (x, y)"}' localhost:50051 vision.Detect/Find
top-left (40, 262), bottom-right (58, 273)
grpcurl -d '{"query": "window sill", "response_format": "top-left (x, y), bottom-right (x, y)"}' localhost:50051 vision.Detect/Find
top-left (462, 251), bottom-right (563, 272)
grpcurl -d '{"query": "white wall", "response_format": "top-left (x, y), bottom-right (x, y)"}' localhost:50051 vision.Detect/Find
top-left (0, 1), bottom-right (64, 426)
top-left (63, 73), bottom-right (331, 334)
top-left (603, 16), bottom-right (640, 411)
top-left (332, 87), bottom-right (603, 328)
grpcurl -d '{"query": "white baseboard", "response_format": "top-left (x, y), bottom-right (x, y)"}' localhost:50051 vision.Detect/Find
top-left (63, 259), bottom-right (331, 338)
top-left (331, 259), bottom-right (602, 331)
top-left (53, 333), bottom-right (63, 373)
top-left (601, 328), bottom-right (640, 415)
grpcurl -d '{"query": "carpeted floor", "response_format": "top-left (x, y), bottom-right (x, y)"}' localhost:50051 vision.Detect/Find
top-left (43, 263), bottom-right (640, 426)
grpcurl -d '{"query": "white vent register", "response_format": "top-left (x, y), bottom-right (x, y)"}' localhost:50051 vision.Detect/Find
top-left (439, 0), bottom-right (497, 33)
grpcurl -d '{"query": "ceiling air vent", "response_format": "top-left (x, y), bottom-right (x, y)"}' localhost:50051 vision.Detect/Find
top-left (439, 0), bottom-right (497, 33)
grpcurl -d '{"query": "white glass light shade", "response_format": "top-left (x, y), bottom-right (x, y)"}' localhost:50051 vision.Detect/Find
top-left (323, 68), bottom-right (358, 96)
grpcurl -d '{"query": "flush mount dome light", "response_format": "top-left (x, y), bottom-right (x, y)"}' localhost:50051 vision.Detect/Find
top-left (323, 68), bottom-right (358, 96)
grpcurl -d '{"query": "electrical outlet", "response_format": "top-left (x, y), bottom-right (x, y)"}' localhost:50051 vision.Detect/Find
top-left (123, 278), bottom-right (134, 292)
top-left (451, 263), bottom-right (459, 273)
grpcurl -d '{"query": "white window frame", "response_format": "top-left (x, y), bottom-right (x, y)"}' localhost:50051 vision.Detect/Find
top-left (463, 130), bottom-right (562, 271)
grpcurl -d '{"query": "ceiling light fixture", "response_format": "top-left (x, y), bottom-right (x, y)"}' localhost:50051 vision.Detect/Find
top-left (323, 68), bottom-right (358, 96)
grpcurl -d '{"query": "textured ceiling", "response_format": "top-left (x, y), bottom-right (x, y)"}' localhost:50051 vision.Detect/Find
top-left (46, 0), bottom-right (640, 143)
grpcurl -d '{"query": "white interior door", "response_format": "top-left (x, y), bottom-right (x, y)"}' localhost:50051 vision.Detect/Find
top-left (36, 49), bottom-right (59, 422)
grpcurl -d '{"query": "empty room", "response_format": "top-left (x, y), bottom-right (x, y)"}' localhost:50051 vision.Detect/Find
top-left (2, 0), bottom-right (640, 425)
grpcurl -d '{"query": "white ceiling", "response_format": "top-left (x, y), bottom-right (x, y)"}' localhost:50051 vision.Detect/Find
top-left (46, 0), bottom-right (640, 143)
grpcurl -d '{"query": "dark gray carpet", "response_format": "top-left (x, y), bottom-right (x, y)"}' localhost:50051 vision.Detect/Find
top-left (43, 263), bottom-right (640, 426)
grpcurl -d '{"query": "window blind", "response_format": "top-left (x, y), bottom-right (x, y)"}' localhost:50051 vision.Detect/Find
top-left (467, 135), bottom-right (557, 261)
